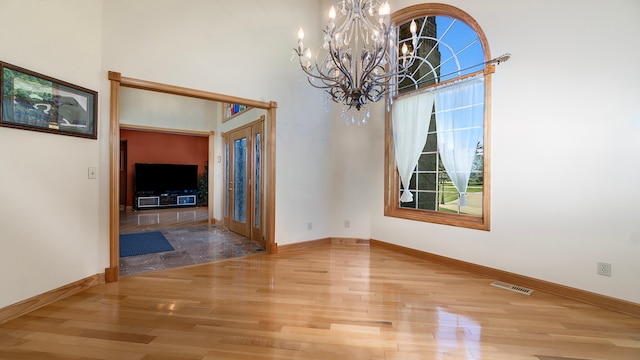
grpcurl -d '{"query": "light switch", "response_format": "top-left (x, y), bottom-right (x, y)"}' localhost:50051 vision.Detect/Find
top-left (88, 167), bottom-right (97, 179)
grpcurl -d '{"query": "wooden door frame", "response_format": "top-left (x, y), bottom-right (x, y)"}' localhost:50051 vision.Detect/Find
top-left (221, 116), bottom-right (265, 246)
top-left (106, 71), bottom-right (278, 282)
top-left (226, 126), bottom-right (253, 238)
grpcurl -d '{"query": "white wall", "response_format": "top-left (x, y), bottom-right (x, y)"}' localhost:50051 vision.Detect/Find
top-left (0, 0), bottom-right (331, 309)
top-left (0, 0), bottom-right (104, 308)
top-left (359, 0), bottom-right (640, 303)
top-left (119, 87), bottom-right (219, 132)
top-left (2, 0), bottom-right (638, 309)
top-left (101, 0), bottom-right (333, 247)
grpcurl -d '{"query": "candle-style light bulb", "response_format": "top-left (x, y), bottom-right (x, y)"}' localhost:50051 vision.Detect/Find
top-left (304, 48), bottom-right (312, 69)
top-left (297, 27), bottom-right (305, 53)
top-left (401, 43), bottom-right (408, 67)
top-left (329, 6), bottom-right (336, 20)
top-left (410, 20), bottom-right (418, 49)
top-left (372, 30), bottom-right (379, 42)
top-left (379, 2), bottom-right (390, 16)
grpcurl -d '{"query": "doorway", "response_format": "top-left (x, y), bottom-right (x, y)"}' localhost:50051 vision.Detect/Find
top-left (107, 71), bottom-right (277, 283)
top-left (223, 118), bottom-right (264, 248)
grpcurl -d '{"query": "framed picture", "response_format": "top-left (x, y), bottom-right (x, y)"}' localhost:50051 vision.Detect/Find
top-left (0, 61), bottom-right (97, 139)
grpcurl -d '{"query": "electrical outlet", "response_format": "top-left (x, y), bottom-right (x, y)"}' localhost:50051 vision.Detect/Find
top-left (344, 220), bottom-right (350, 228)
top-left (307, 222), bottom-right (312, 230)
top-left (597, 262), bottom-right (611, 277)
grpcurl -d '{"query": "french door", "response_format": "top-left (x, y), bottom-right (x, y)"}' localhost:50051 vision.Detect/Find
top-left (223, 118), bottom-right (264, 247)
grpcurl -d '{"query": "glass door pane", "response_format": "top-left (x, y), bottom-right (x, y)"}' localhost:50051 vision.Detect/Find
top-left (233, 137), bottom-right (247, 223)
top-left (224, 141), bottom-right (229, 218)
top-left (254, 133), bottom-right (261, 227)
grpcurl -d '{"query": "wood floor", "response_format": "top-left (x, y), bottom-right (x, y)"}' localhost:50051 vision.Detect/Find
top-left (0, 243), bottom-right (638, 359)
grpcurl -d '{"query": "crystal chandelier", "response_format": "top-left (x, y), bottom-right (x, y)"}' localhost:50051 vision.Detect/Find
top-left (295, 0), bottom-right (417, 125)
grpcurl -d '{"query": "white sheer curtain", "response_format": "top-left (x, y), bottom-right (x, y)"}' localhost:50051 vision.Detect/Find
top-left (392, 92), bottom-right (435, 202)
top-left (434, 75), bottom-right (484, 206)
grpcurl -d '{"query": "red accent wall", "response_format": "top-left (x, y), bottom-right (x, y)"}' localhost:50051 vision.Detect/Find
top-left (120, 129), bottom-right (209, 207)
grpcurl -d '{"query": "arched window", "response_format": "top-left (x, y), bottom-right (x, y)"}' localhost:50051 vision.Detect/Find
top-left (385, 4), bottom-right (493, 230)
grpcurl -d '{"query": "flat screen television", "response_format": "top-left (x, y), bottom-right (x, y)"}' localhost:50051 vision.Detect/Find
top-left (134, 163), bottom-right (198, 195)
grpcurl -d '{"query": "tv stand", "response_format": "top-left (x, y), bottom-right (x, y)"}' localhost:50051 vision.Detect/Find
top-left (135, 194), bottom-right (196, 209)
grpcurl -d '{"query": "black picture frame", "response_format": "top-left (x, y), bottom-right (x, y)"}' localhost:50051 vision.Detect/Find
top-left (0, 61), bottom-right (97, 139)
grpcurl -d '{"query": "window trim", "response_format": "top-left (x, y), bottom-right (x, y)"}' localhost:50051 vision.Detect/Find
top-left (384, 3), bottom-right (493, 231)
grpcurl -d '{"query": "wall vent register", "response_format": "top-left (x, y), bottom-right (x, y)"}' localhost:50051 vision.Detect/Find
top-left (490, 281), bottom-right (534, 296)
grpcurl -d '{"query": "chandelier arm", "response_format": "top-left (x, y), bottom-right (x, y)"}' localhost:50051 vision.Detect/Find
top-left (317, 49), bottom-right (348, 86)
top-left (327, 87), bottom-right (346, 103)
top-left (303, 75), bottom-right (339, 90)
top-left (335, 0), bottom-right (393, 102)
top-left (294, 0), bottom-right (427, 113)
top-left (343, 10), bottom-right (358, 47)
top-left (357, 10), bottom-right (386, 39)
top-left (357, 26), bottom-right (394, 82)
top-left (338, 1), bottom-right (357, 32)
top-left (356, 12), bottom-right (395, 71)
top-left (325, 33), bottom-right (357, 92)
top-left (294, 50), bottom-right (335, 86)
top-left (361, 79), bottom-right (385, 102)
top-left (294, 44), bottom-right (355, 91)
top-left (377, 25), bottom-right (420, 81)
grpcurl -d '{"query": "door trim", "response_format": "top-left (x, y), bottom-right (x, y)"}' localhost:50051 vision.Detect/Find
top-left (221, 117), bottom-right (265, 246)
top-left (227, 126), bottom-right (253, 238)
top-left (106, 71), bottom-right (278, 282)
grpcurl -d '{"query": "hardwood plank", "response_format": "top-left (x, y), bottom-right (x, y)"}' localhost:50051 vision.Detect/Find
top-left (0, 244), bottom-right (638, 359)
top-left (0, 274), bottom-right (104, 324)
top-left (371, 239), bottom-right (640, 318)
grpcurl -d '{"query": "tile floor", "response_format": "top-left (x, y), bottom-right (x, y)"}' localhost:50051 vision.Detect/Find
top-left (119, 207), bottom-right (265, 276)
